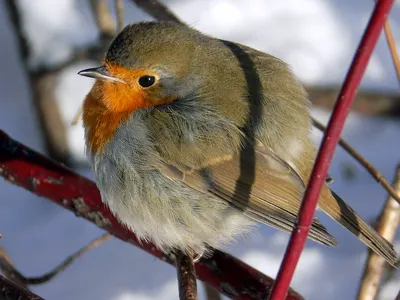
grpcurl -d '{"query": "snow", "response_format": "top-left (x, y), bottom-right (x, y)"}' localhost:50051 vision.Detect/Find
top-left (0, 0), bottom-right (399, 299)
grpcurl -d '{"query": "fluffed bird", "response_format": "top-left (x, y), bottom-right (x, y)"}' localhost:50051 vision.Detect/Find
top-left (79, 21), bottom-right (398, 266)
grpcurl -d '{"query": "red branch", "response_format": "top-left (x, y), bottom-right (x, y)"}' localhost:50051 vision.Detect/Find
top-left (0, 130), bottom-right (303, 300)
top-left (269, 0), bottom-right (396, 299)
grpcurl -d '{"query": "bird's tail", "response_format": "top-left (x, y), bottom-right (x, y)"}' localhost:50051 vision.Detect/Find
top-left (318, 186), bottom-right (398, 267)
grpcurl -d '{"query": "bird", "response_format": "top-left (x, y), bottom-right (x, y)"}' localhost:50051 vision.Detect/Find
top-left (79, 21), bottom-right (398, 266)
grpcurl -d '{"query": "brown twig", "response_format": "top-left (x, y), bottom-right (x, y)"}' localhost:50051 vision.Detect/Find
top-left (130, 0), bottom-right (184, 24)
top-left (89, 0), bottom-right (115, 40)
top-left (0, 276), bottom-right (43, 300)
top-left (115, 0), bottom-right (124, 32)
top-left (175, 251), bottom-right (198, 300)
top-left (4, 0), bottom-right (69, 162)
top-left (357, 165), bottom-right (400, 300)
top-left (383, 9), bottom-right (400, 85)
top-left (0, 234), bottom-right (111, 286)
top-left (312, 118), bottom-right (400, 205)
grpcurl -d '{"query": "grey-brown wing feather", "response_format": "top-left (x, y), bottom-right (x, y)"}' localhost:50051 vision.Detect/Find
top-left (159, 143), bottom-right (338, 246)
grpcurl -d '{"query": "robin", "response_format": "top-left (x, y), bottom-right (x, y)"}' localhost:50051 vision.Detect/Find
top-left (79, 21), bottom-right (397, 265)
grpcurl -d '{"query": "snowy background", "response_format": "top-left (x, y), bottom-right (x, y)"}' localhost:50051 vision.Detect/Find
top-left (1, 0), bottom-right (400, 299)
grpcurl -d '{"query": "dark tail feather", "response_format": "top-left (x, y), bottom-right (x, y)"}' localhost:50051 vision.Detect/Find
top-left (318, 187), bottom-right (398, 267)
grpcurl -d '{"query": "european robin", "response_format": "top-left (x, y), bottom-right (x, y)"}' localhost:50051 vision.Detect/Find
top-left (79, 21), bottom-right (397, 265)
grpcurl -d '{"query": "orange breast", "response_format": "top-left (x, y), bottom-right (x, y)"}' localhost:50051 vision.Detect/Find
top-left (82, 84), bottom-right (135, 153)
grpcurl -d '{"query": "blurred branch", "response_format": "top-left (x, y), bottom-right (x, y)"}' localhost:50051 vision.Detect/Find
top-left (130, 0), bottom-right (184, 24)
top-left (89, 0), bottom-right (115, 39)
top-left (312, 118), bottom-right (400, 205)
top-left (0, 130), bottom-right (304, 300)
top-left (0, 234), bottom-right (111, 286)
top-left (4, 0), bottom-right (69, 162)
top-left (176, 251), bottom-right (198, 300)
top-left (0, 276), bottom-right (43, 300)
top-left (383, 4), bottom-right (400, 85)
top-left (357, 165), bottom-right (400, 300)
top-left (115, 0), bottom-right (125, 32)
top-left (5, 0), bottom-right (124, 164)
top-left (307, 87), bottom-right (400, 117)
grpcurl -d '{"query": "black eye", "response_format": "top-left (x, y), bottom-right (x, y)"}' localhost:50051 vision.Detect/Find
top-left (138, 75), bottom-right (156, 88)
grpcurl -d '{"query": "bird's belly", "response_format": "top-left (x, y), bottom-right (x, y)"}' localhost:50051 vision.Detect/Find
top-left (91, 151), bottom-right (255, 253)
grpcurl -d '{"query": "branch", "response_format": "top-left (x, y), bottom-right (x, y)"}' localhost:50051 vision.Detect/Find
top-left (270, 1), bottom-right (396, 298)
top-left (71, 1), bottom-right (120, 126)
top-left (312, 118), bottom-right (400, 205)
top-left (0, 276), bottom-right (43, 300)
top-left (357, 6), bottom-right (400, 300)
top-left (0, 130), bottom-right (303, 300)
top-left (89, 0), bottom-right (116, 40)
top-left (0, 234), bottom-right (111, 286)
top-left (130, 0), bottom-right (184, 24)
top-left (176, 251), bottom-right (198, 300)
top-left (4, 0), bottom-right (69, 162)
top-left (357, 165), bottom-right (400, 300)
top-left (307, 87), bottom-right (400, 117)
top-left (383, 5), bottom-right (400, 85)
top-left (115, 0), bottom-right (124, 32)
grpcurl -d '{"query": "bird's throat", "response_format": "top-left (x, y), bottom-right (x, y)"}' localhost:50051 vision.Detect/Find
top-left (82, 90), bottom-right (133, 153)
top-left (82, 80), bottom-right (177, 153)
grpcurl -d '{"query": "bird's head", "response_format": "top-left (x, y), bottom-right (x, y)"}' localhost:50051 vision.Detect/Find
top-left (79, 21), bottom-right (201, 113)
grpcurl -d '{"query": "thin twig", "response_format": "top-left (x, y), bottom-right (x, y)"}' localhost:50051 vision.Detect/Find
top-left (383, 9), bottom-right (400, 85)
top-left (115, 0), bottom-right (124, 32)
top-left (89, 0), bottom-right (115, 39)
top-left (130, 0), bottom-right (184, 24)
top-left (0, 234), bottom-right (111, 286)
top-left (175, 251), bottom-right (198, 300)
top-left (357, 166), bottom-right (400, 300)
top-left (312, 118), bottom-right (400, 205)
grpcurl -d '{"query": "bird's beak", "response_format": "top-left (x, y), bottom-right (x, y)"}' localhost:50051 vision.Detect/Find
top-left (78, 66), bottom-right (125, 84)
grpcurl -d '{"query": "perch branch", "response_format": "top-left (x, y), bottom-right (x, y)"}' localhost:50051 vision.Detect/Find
top-left (0, 130), bottom-right (303, 300)
top-left (0, 234), bottom-right (111, 286)
top-left (357, 165), bottom-right (400, 300)
top-left (312, 118), bottom-right (400, 204)
top-left (0, 276), bottom-right (43, 300)
top-left (176, 251), bottom-right (198, 300)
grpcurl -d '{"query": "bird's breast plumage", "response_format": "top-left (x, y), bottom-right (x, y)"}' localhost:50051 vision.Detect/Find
top-left (88, 111), bottom-right (254, 252)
